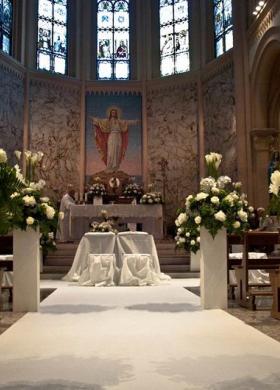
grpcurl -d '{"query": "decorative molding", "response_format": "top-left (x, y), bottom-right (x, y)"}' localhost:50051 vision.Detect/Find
top-left (29, 71), bottom-right (81, 94)
top-left (85, 80), bottom-right (143, 95)
top-left (248, 0), bottom-right (280, 47)
top-left (201, 51), bottom-right (233, 84)
top-left (146, 70), bottom-right (198, 94)
top-left (250, 128), bottom-right (280, 152)
top-left (0, 52), bottom-right (25, 80)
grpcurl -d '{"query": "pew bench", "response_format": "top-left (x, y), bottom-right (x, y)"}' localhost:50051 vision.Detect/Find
top-left (233, 232), bottom-right (280, 310)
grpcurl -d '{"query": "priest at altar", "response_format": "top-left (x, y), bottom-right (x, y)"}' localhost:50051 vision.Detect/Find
top-left (57, 185), bottom-right (75, 242)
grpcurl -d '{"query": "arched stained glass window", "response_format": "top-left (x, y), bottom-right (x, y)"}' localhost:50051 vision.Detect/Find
top-left (97, 0), bottom-right (130, 80)
top-left (0, 0), bottom-right (13, 55)
top-left (159, 0), bottom-right (189, 77)
top-left (213, 0), bottom-right (233, 57)
top-left (37, 0), bottom-right (68, 74)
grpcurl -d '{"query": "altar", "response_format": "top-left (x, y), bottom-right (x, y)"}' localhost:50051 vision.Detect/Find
top-left (69, 204), bottom-right (164, 240)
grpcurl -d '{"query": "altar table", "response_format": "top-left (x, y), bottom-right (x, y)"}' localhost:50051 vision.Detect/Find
top-left (69, 204), bottom-right (163, 240)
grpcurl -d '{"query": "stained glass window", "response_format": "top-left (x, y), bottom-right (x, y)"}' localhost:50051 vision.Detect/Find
top-left (97, 0), bottom-right (130, 80)
top-left (213, 0), bottom-right (233, 57)
top-left (159, 0), bottom-right (189, 77)
top-left (0, 0), bottom-right (13, 55)
top-left (37, 0), bottom-right (68, 74)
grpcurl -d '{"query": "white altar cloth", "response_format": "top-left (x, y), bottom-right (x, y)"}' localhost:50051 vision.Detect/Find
top-left (63, 232), bottom-right (116, 282)
top-left (69, 204), bottom-right (163, 240)
top-left (63, 231), bottom-right (170, 285)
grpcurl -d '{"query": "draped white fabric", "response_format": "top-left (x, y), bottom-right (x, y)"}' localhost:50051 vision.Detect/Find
top-left (63, 232), bottom-right (116, 282)
top-left (79, 254), bottom-right (120, 287)
top-left (229, 252), bottom-right (270, 285)
top-left (63, 231), bottom-right (170, 286)
top-left (119, 254), bottom-right (162, 286)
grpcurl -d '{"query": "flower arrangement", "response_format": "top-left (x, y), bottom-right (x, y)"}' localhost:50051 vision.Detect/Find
top-left (88, 183), bottom-right (106, 197)
top-left (90, 209), bottom-right (118, 233)
top-left (123, 183), bottom-right (143, 198)
top-left (268, 170), bottom-right (280, 217)
top-left (140, 191), bottom-right (163, 204)
top-left (0, 148), bottom-right (63, 246)
top-left (175, 152), bottom-right (254, 253)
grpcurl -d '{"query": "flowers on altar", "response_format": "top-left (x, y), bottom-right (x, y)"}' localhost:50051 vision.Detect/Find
top-left (88, 183), bottom-right (106, 197)
top-left (268, 170), bottom-right (280, 217)
top-left (123, 183), bottom-right (143, 198)
top-left (90, 209), bottom-right (118, 233)
top-left (140, 191), bottom-right (163, 205)
top-left (175, 153), bottom-right (254, 253)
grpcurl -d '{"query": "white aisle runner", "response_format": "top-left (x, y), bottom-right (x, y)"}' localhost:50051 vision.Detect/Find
top-left (0, 280), bottom-right (280, 389)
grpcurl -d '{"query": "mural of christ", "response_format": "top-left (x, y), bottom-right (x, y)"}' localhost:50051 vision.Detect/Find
top-left (92, 107), bottom-right (138, 173)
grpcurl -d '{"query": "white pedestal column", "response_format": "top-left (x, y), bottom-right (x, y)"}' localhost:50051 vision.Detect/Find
top-left (190, 250), bottom-right (201, 271)
top-left (13, 228), bottom-right (40, 312)
top-left (200, 227), bottom-right (228, 310)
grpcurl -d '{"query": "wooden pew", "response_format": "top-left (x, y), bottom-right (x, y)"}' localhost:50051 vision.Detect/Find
top-left (270, 270), bottom-right (280, 319)
top-left (234, 231), bottom-right (280, 310)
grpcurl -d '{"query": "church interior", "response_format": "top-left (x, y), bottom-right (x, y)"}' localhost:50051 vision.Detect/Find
top-left (0, 0), bottom-right (280, 388)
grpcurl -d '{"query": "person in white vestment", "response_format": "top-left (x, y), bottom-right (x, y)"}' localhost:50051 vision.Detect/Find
top-left (57, 185), bottom-right (76, 242)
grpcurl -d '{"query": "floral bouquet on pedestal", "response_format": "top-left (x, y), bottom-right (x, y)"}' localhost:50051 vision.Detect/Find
top-left (140, 191), bottom-right (163, 205)
top-left (123, 183), bottom-right (143, 199)
top-left (0, 148), bottom-right (63, 254)
top-left (175, 152), bottom-right (254, 253)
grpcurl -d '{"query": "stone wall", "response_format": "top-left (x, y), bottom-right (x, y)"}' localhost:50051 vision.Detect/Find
top-left (0, 64), bottom-right (24, 163)
top-left (30, 80), bottom-right (81, 200)
top-left (203, 63), bottom-right (237, 180)
top-left (146, 82), bottom-right (198, 226)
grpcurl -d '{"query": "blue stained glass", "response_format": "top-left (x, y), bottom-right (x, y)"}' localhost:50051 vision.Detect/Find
top-left (97, 0), bottom-right (130, 80)
top-left (213, 0), bottom-right (233, 57)
top-left (159, 0), bottom-right (189, 77)
top-left (37, 0), bottom-right (68, 74)
top-left (0, 0), bottom-right (12, 55)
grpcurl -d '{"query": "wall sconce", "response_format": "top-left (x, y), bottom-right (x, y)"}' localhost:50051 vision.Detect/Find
top-left (252, 1), bottom-right (265, 16)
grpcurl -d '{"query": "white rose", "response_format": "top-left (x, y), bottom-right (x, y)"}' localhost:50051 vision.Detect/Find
top-left (0, 148), bottom-right (7, 163)
top-left (238, 209), bottom-right (248, 222)
top-left (233, 221), bottom-right (241, 229)
top-left (269, 183), bottom-right (279, 196)
top-left (148, 199), bottom-right (153, 203)
top-left (10, 192), bottom-right (20, 199)
top-left (190, 240), bottom-right (196, 246)
top-left (40, 197), bottom-right (50, 203)
top-left (59, 211), bottom-right (64, 220)
top-left (271, 170), bottom-right (280, 186)
top-left (26, 216), bottom-right (35, 225)
top-left (45, 205), bottom-right (55, 220)
top-left (176, 212), bottom-right (187, 226)
top-left (196, 192), bottom-right (209, 201)
top-left (211, 196), bottom-right (219, 205)
top-left (214, 210), bottom-right (226, 222)
top-left (185, 232), bottom-right (190, 237)
top-left (14, 150), bottom-right (21, 160)
top-left (22, 195), bottom-right (36, 206)
top-left (197, 226), bottom-right (200, 232)
top-left (195, 216), bottom-right (201, 224)
top-left (196, 237), bottom-right (200, 243)
top-left (233, 182), bottom-right (242, 189)
top-left (179, 237), bottom-right (186, 243)
top-left (211, 187), bottom-right (219, 195)
top-left (248, 206), bottom-right (254, 213)
top-left (178, 227), bottom-right (183, 234)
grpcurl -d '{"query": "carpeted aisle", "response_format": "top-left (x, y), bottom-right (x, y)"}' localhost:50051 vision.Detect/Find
top-left (0, 279), bottom-right (279, 389)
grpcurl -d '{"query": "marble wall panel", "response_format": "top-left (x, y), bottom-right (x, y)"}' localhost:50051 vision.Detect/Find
top-left (0, 65), bottom-right (24, 163)
top-left (203, 64), bottom-right (237, 180)
top-left (146, 84), bottom-right (198, 225)
top-left (30, 81), bottom-right (81, 200)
